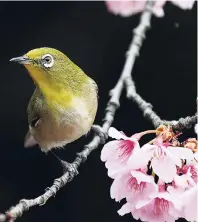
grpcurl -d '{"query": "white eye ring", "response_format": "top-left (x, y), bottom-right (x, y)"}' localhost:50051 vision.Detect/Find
top-left (41, 54), bottom-right (54, 68)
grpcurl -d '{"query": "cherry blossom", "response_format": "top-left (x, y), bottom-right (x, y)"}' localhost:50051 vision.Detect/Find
top-left (101, 125), bottom-right (197, 222)
top-left (105, 0), bottom-right (195, 18)
top-left (118, 186), bottom-right (182, 222)
top-left (110, 168), bottom-right (158, 203)
top-left (101, 127), bottom-right (140, 178)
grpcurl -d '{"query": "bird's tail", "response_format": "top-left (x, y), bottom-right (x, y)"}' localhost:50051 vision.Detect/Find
top-left (24, 130), bottom-right (37, 148)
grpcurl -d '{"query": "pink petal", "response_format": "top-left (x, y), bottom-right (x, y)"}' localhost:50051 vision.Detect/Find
top-left (118, 202), bottom-right (133, 216)
top-left (168, 146), bottom-right (194, 161)
top-left (153, 7), bottom-right (165, 17)
top-left (102, 139), bottom-right (138, 178)
top-left (156, 192), bottom-right (182, 210)
top-left (151, 156), bottom-right (177, 183)
top-left (110, 170), bottom-right (130, 201)
top-left (105, 1), bottom-right (139, 17)
top-left (167, 184), bottom-right (185, 196)
top-left (101, 140), bottom-right (118, 161)
top-left (181, 186), bottom-right (198, 221)
top-left (163, 147), bottom-right (181, 168)
top-left (108, 127), bottom-right (128, 140)
top-left (105, 1), bottom-right (168, 18)
top-left (174, 175), bottom-right (190, 189)
top-left (162, 216), bottom-right (175, 222)
top-left (135, 198), bottom-right (153, 209)
top-left (128, 144), bottom-right (154, 169)
top-left (152, 1), bottom-right (166, 17)
top-left (105, 0), bottom-right (194, 18)
top-left (171, 0), bottom-right (195, 10)
top-left (130, 170), bottom-right (155, 184)
top-left (118, 1), bottom-right (146, 16)
top-left (195, 124), bottom-right (198, 134)
top-left (194, 151), bottom-right (198, 161)
top-left (105, 159), bottom-right (125, 178)
top-left (130, 170), bottom-right (158, 203)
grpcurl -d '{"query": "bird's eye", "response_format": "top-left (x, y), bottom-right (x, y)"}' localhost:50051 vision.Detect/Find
top-left (41, 54), bottom-right (54, 68)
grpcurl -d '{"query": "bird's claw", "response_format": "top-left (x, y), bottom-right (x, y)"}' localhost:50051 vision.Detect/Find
top-left (91, 125), bottom-right (108, 144)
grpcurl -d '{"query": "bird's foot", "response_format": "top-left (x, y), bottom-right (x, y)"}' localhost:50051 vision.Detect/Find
top-left (50, 151), bottom-right (78, 181)
top-left (61, 161), bottom-right (79, 181)
top-left (91, 125), bottom-right (108, 144)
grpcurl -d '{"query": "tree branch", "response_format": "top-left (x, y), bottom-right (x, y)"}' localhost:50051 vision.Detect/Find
top-left (0, 1), bottom-right (196, 221)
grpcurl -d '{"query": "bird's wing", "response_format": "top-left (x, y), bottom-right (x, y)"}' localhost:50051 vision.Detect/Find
top-left (27, 88), bottom-right (43, 126)
top-left (24, 88), bottom-right (43, 147)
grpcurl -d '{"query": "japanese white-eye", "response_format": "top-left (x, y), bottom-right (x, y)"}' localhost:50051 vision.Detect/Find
top-left (10, 47), bottom-right (98, 152)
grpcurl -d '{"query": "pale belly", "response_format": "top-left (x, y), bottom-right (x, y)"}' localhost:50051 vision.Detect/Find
top-left (30, 105), bottom-right (95, 152)
top-left (28, 86), bottom-right (98, 152)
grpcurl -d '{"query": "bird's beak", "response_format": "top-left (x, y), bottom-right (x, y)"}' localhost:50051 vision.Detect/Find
top-left (9, 56), bottom-right (31, 65)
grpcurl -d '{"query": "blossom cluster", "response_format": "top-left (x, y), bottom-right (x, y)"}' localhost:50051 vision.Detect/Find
top-left (101, 125), bottom-right (198, 222)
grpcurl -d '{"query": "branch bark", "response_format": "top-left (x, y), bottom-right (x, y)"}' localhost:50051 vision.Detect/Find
top-left (0, 1), bottom-right (196, 221)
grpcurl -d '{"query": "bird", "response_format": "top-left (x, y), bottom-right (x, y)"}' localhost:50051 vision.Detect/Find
top-left (10, 47), bottom-right (98, 153)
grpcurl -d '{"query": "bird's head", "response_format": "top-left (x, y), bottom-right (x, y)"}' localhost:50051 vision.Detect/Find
top-left (10, 47), bottom-right (87, 100)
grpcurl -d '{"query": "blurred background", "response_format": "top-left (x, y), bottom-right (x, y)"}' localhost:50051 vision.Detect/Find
top-left (0, 1), bottom-right (196, 222)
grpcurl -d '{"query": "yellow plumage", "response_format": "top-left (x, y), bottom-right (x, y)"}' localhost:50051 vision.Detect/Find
top-left (10, 47), bottom-right (98, 152)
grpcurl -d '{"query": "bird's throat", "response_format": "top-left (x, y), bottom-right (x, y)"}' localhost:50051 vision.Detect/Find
top-left (25, 64), bottom-right (72, 108)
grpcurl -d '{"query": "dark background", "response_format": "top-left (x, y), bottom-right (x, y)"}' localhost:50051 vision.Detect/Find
top-left (0, 1), bottom-right (196, 222)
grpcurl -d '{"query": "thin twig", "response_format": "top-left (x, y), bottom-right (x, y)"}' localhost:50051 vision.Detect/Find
top-left (0, 1), bottom-right (196, 221)
top-left (123, 5), bottom-right (197, 131)
top-left (125, 75), bottom-right (197, 130)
